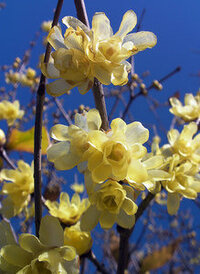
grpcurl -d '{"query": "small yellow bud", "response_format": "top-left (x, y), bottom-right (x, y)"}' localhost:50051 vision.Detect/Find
top-left (41, 21), bottom-right (52, 32)
top-left (79, 104), bottom-right (85, 111)
top-left (152, 80), bottom-right (163, 91)
top-left (15, 57), bottom-right (21, 64)
top-left (13, 62), bottom-right (19, 69)
top-left (131, 73), bottom-right (139, 81)
top-left (26, 68), bottom-right (36, 79)
top-left (140, 83), bottom-right (147, 95)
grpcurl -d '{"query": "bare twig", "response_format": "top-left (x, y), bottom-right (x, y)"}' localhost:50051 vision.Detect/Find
top-left (82, 251), bottom-right (109, 274)
top-left (34, 0), bottom-right (64, 237)
top-left (0, 147), bottom-right (16, 170)
top-left (122, 66), bottom-right (181, 120)
top-left (54, 98), bottom-right (72, 125)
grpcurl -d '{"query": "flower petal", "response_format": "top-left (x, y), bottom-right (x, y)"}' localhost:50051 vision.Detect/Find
top-left (123, 31), bottom-right (157, 51)
top-left (99, 211), bottom-right (116, 229)
top-left (115, 10), bottom-right (137, 38)
top-left (116, 209), bottom-right (135, 229)
top-left (92, 12), bottom-right (113, 41)
top-left (47, 26), bottom-right (66, 50)
top-left (46, 79), bottom-right (73, 97)
top-left (80, 205), bottom-right (100, 231)
top-left (167, 192), bottom-right (180, 215)
top-left (125, 121), bottom-right (149, 145)
top-left (39, 216), bottom-right (64, 247)
top-left (62, 16), bottom-right (91, 37)
top-left (47, 141), bottom-right (70, 162)
top-left (50, 124), bottom-right (69, 141)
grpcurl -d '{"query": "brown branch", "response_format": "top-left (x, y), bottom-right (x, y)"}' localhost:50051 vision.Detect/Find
top-left (54, 97), bottom-right (72, 125)
top-left (0, 147), bottom-right (16, 170)
top-left (116, 192), bottom-right (155, 273)
top-left (34, 0), bottom-right (64, 238)
top-left (81, 250), bottom-right (109, 274)
top-left (74, 0), bottom-right (109, 131)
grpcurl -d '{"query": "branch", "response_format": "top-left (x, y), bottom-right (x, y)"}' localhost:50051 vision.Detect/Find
top-left (116, 192), bottom-right (155, 273)
top-left (0, 147), bottom-right (16, 170)
top-left (54, 97), bottom-right (72, 125)
top-left (82, 251), bottom-right (109, 274)
top-left (34, 0), bottom-right (64, 238)
top-left (122, 66), bottom-right (181, 120)
top-left (74, 0), bottom-right (109, 131)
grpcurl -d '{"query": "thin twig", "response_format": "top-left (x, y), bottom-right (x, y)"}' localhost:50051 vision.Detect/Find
top-left (116, 192), bottom-right (155, 273)
top-left (34, 0), bottom-right (64, 238)
top-left (122, 66), bottom-right (181, 119)
top-left (84, 251), bottom-right (109, 274)
top-left (74, 0), bottom-right (109, 131)
top-left (54, 98), bottom-right (72, 125)
top-left (0, 147), bottom-right (16, 169)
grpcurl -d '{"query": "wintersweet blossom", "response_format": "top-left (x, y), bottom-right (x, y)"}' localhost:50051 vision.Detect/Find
top-left (169, 92), bottom-right (200, 121)
top-left (45, 192), bottom-right (89, 225)
top-left (81, 179), bottom-right (137, 230)
top-left (64, 222), bottom-right (92, 255)
top-left (0, 216), bottom-right (78, 273)
top-left (0, 100), bottom-right (24, 126)
top-left (167, 122), bottom-right (200, 164)
top-left (42, 10), bottom-right (157, 96)
top-left (47, 109), bottom-right (101, 170)
top-left (161, 154), bottom-right (200, 215)
top-left (0, 160), bottom-right (34, 218)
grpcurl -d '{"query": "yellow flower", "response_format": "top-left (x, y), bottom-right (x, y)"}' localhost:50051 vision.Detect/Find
top-left (167, 122), bottom-right (200, 164)
top-left (64, 222), bottom-right (92, 255)
top-left (0, 129), bottom-right (6, 146)
top-left (0, 216), bottom-right (78, 273)
top-left (45, 192), bottom-right (89, 225)
top-left (0, 160), bottom-right (34, 218)
top-left (47, 109), bottom-right (101, 170)
top-left (0, 100), bottom-right (24, 126)
top-left (87, 117), bottom-right (149, 184)
top-left (81, 179), bottom-right (137, 230)
top-left (42, 10), bottom-right (157, 96)
top-left (161, 154), bottom-right (200, 215)
top-left (169, 92), bottom-right (200, 121)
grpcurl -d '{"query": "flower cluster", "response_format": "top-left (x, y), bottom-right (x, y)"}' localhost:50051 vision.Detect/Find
top-left (5, 68), bottom-right (39, 88)
top-left (47, 109), bottom-right (166, 229)
top-left (0, 100), bottom-right (24, 126)
top-left (153, 122), bottom-right (200, 214)
top-left (0, 160), bottom-right (34, 218)
top-left (169, 91), bottom-right (200, 122)
top-left (42, 10), bottom-right (157, 96)
top-left (0, 216), bottom-right (78, 273)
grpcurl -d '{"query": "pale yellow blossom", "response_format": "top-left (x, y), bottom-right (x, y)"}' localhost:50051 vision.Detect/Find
top-left (0, 216), bottom-right (78, 273)
top-left (0, 100), bottom-right (24, 126)
top-left (42, 10), bottom-right (157, 96)
top-left (0, 160), bottom-right (34, 218)
top-left (45, 192), bottom-right (89, 225)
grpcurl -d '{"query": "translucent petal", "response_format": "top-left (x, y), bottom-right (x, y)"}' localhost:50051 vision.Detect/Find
top-left (167, 129), bottom-right (179, 146)
top-left (19, 234), bottom-right (44, 255)
top-left (180, 122), bottom-right (197, 140)
top-left (50, 124), bottom-right (69, 141)
top-left (47, 26), bottom-right (66, 50)
top-left (116, 209), bottom-right (135, 229)
top-left (87, 109), bottom-right (102, 130)
top-left (122, 198), bottom-right (137, 215)
top-left (62, 16), bottom-right (91, 37)
top-left (93, 63), bottom-right (112, 85)
top-left (0, 245), bottom-right (32, 268)
top-left (99, 211), bottom-right (116, 229)
top-left (125, 121), bottom-right (149, 145)
top-left (115, 10), bottom-right (137, 38)
top-left (71, 193), bottom-right (81, 206)
top-left (0, 220), bottom-right (16, 248)
top-left (184, 93), bottom-right (197, 106)
top-left (92, 162), bottom-right (111, 182)
top-left (167, 192), bottom-right (180, 215)
top-left (60, 192), bottom-right (70, 206)
top-left (47, 141), bottom-right (70, 162)
top-left (110, 118), bottom-right (126, 135)
top-left (54, 149), bottom-right (80, 170)
top-left (143, 155), bottom-right (163, 169)
top-left (80, 205), bottom-right (100, 231)
top-left (41, 60), bottom-right (60, 79)
top-left (127, 159), bottom-right (148, 183)
top-left (92, 12), bottom-right (113, 41)
top-left (46, 79), bottom-right (73, 97)
top-left (169, 97), bottom-right (182, 107)
top-left (111, 64), bottom-right (129, 86)
top-left (123, 31), bottom-right (157, 51)
top-left (148, 170), bottom-right (170, 181)
top-left (77, 79), bottom-right (93, 95)
top-left (39, 216), bottom-right (64, 247)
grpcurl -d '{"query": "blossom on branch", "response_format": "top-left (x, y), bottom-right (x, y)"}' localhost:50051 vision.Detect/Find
top-left (0, 100), bottom-right (24, 126)
top-left (42, 10), bottom-right (157, 96)
top-left (0, 216), bottom-right (78, 273)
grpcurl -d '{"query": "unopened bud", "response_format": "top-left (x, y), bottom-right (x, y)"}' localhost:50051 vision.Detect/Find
top-left (131, 73), bottom-right (139, 81)
top-left (153, 80), bottom-right (163, 91)
top-left (140, 83), bottom-right (147, 95)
